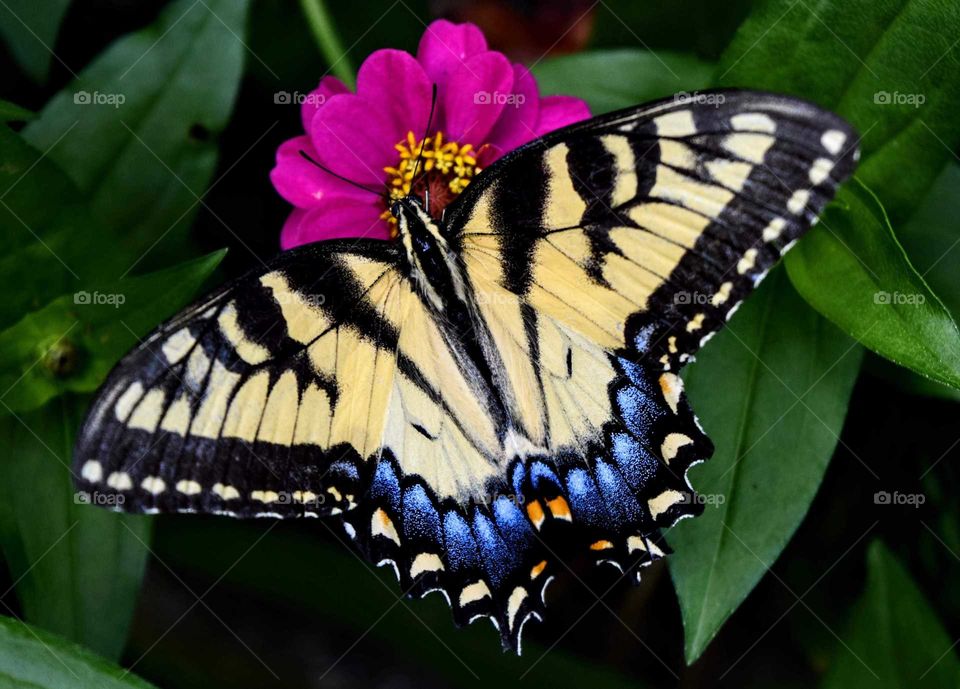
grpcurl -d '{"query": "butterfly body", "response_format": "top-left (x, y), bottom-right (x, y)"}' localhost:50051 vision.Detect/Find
top-left (73, 90), bottom-right (859, 652)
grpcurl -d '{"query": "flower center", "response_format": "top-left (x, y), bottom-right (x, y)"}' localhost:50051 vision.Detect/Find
top-left (382, 131), bottom-right (483, 235)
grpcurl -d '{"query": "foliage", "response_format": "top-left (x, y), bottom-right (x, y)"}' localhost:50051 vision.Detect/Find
top-left (0, 0), bottom-right (957, 685)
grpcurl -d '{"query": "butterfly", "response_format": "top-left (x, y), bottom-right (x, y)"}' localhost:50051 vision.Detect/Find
top-left (73, 89), bottom-right (858, 653)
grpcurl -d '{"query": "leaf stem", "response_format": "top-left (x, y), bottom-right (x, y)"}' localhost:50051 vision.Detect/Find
top-left (298, 0), bottom-right (355, 87)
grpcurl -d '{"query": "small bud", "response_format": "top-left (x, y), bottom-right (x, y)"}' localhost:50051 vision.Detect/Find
top-left (43, 339), bottom-right (80, 378)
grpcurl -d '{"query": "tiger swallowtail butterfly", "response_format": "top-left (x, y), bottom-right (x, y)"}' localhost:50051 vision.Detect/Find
top-left (73, 89), bottom-right (858, 653)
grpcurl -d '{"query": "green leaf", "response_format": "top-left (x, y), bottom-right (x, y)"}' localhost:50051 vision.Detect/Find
top-left (785, 180), bottom-right (960, 390)
top-left (0, 0), bottom-right (72, 82)
top-left (822, 541), bottom-right (960, 688)
top-left (0, 615), bottom-right (157, 687)
top-left (717, 0), bottom-right (960, 225)
top-left (669, 269), bottom-right (863, 663)
top-left (23, 0), bottom-right (252, 265)
top-left (0, 396), bottom-right (151, 661)
top-left (0, 249), bottom-right (225, 415)
top-left (532, 49), bottom-right (715, 114)
top-left (897, 163), bottom-right (960, 321)
top-left (0, 100), bottom-right (34, 122)
top-left (0, 125), bottom-right (123, 330)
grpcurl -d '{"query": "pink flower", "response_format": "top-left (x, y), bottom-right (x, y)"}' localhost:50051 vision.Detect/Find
top-left (270, 19), bottom-right (590, 249)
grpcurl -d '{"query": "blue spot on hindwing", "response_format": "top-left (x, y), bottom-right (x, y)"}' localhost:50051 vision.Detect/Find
top-left (595, 459), bottom-right (642, 523)
top-left (472, 510), bottom-right (514, 587)
top-left (565, 468), bottom-right (607, 528)
top-left (611, 431), bottom-right (659, 489)
top-left (369, 459), bottom-right (401, 511)
top-left (493, 496), bottom-right (533, 556)
top-left (443, 511), bottom-right (479, 573)
top-left (401, 484), bottom-right (441, 542)
top-left (617, 384), bottom-right (662, 437)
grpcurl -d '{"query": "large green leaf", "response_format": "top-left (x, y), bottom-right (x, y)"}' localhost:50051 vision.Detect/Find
top-left (0, 125), bottom-right (123, 331)
top-left (0, 0), bottom-right (72, 82)
top-left (717, 0), bottom-right (960, 225)
top-left (866, 163), bottom-right (960, 400)
top-left (897, 163), bottom-right (960, 321)
top-left (785, 181), bottom-right (960, 390)
top-left (0, 396), bottom-right (151, 661)
top-left (0, 615), bottom-right (157, 688)
top-left (23, 0), bottom-right (251, 265)
top-left (669, 269), bottom-right (863, 663)
top-left (532, 49), bottom-right (715, 114)
top-left (822, 541), bottom-right (960, 688)
top-left (0, 250), bottom-right (225, 415)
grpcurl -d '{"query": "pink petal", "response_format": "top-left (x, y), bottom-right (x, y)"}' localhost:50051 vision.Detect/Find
top-left (269, 136), bottom-right (363, 209)
top-left (309, 93), bottom-right (397, 185)
top-left (536, 95), bottom-right (591, 135)
top-left (442, 51), bottom-right (514, 145)
top-left (485, 64), bottom-right (541, 151)
top-left (356, 49), bottom-right (432, 145)
top-left (280, 199), bottom-right (390, 250)
top-left (476, 143), bottom-right (503, 167)
top-left (300, 76), bottom-right (350, 133)
top-left (417, 20), bottom-right (488, 85)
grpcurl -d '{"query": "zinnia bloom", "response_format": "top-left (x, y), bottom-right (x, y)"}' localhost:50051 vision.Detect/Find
top-left (270, 19), bottom-right (590, 249)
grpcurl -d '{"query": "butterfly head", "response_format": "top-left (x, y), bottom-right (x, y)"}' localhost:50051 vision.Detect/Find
top-left (393, 194), bottom-right (466, 311)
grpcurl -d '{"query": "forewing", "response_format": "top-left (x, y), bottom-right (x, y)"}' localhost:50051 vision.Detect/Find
top-left (73, 239), bottom-right (409, 518)
top-left (437, 89), bottom-right (858, 635)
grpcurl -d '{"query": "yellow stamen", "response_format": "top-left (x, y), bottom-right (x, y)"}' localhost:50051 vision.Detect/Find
top-left (381, 130), bottom-right (483, 236)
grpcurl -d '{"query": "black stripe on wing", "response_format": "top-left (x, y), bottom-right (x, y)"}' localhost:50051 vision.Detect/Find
top-left (73, 239), bottom-right (402, 518)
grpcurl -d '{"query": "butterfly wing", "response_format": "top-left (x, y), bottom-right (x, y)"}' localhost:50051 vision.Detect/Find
top-left (73, 236), bottom-right (551, 646)
top-left (443, 88), bottom-right (859, 597)
top-left (73, 239), bottom-right (420, 518)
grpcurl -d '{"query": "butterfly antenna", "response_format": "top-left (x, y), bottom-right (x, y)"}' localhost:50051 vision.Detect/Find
top-left (409, 84), bottom-right (438, 203)
top-left (297, 150), bottom-right (388, 200)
